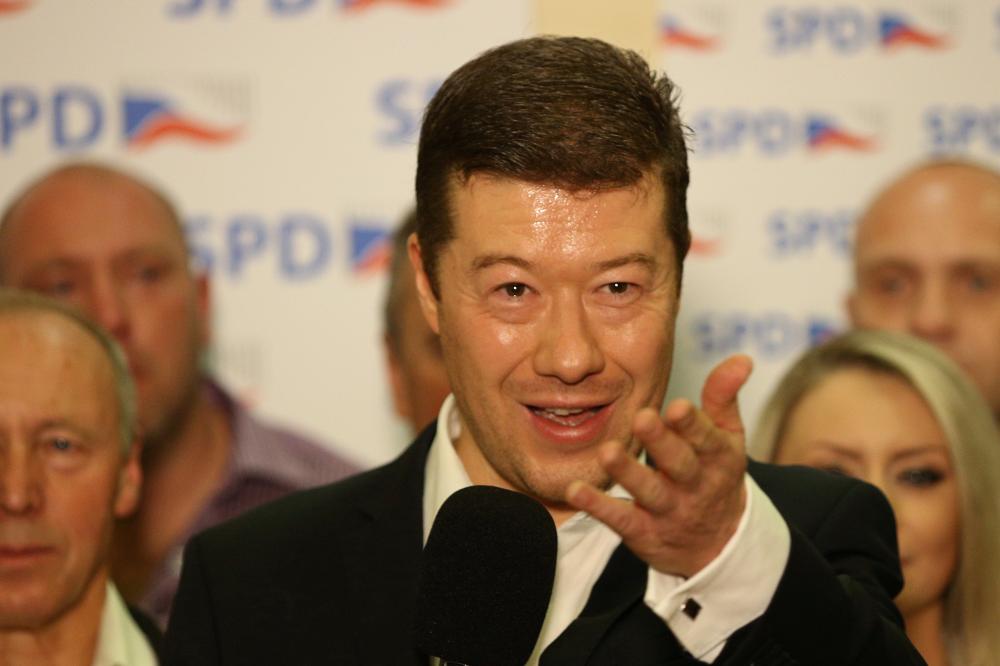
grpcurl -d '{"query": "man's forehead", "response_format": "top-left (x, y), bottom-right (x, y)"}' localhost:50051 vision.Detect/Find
top-left (5, 170), bottom-right (184, 246)
top-left (449, 172), bottom-right (665, 230)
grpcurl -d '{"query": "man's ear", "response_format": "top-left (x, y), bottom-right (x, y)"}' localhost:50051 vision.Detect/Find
top-left (113, 440), bottom-right (143, 519)
top-left (407, 232), bottom-right (441, 334)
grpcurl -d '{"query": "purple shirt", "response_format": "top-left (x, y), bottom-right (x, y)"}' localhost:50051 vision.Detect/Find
top-left (140, 383), bottom-right (360, 627)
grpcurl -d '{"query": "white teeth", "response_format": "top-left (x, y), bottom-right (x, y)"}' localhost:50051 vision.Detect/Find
top-left (545, 407), bottom-right (585, 416)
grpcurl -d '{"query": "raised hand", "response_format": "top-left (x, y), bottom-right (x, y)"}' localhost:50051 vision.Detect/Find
top-left (566, 355), bottom-right (754, 578)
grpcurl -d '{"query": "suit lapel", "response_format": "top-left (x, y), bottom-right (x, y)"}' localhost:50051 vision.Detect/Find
top-left (338, 427), bottom-right (435, 665)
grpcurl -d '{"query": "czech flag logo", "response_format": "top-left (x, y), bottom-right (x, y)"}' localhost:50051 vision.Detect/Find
top-left (661, 17), bottom-right (719, 50)
top-left (806, 117), bottom-right (876, 152)
top-left (350, 223), bottom-right (393, 276)
top-left (124, 94), bottom-right (242, 149)
top-left (879, 13), bottom-right (947, 49)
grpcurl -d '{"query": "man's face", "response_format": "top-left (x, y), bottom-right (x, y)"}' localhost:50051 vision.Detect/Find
top-left (386, 263), bottom-right (452, 433)
top-left (0, 312), bottom-right (140, 629)
top-left (0, 172), bottom-right (208, 444)
top-left (848, 164), bottom-right (1000, 414)
top-left (412, 173), bottom-right (678, 514)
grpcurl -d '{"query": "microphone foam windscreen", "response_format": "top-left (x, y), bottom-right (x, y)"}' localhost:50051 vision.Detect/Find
top-left (413, 485), bottom-right (558, 666)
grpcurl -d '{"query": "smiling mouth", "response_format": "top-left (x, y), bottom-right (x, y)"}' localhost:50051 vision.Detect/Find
top-left (527, 404), bottom-right (608, 427)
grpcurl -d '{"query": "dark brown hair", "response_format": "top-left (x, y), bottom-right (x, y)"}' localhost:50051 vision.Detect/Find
top-left (415, 35), bottom-right (691, 297)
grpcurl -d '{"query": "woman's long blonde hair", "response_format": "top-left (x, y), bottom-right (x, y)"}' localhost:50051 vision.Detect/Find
top-left (749, 330), bottom-right (1000, 665)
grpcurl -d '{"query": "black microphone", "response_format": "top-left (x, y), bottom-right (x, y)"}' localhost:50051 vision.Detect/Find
top-left (413, 485), bottom-right (558, 666)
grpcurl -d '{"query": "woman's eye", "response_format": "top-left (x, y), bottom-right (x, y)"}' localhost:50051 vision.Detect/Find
top-left (899, 468), bottom-right (944, 487)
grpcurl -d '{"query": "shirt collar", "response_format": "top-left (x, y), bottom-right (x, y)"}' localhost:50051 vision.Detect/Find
top-left (92, 583), bottom-right (157, 666)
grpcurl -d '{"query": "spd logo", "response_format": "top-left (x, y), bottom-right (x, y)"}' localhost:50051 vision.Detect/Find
top-left (925, 106), bottom-right (1000, 155)
top-left (690, 108), bottom-right (879, 157)
top-left (376, 78), bottom-right (440, 145)
top-left (767, 209), bottom-right (855, 258)
top-left (0, 80), bottom-right (248, 153)
top-left (185, 211), bottom-right (395, 281)
top-left (692, 311), bottom-right (839, 361)
top-left (767, 6), bottom-right (951, 54)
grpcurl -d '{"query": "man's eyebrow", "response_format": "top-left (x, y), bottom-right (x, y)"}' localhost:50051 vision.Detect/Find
top-left (593, 253), bottom-right (658, 272)
top-left (471, 254), bottom-right (533, 272)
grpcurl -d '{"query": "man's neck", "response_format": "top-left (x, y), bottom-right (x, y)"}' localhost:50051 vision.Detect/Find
top-left (904, 601), bottom-right (949, 666)
top-left (111, 384), bottom-right (233, 602)
top-left (0, 572), bottom-right (108, 666)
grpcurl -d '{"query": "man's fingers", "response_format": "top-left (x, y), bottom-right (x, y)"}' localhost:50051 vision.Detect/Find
top-left (633, 408), bottom-right (700, 482)
top-left (663, 399), bottom-right (728, 455)
top-left (700, 354), bottom-right (753, 435)
top-left (566, 480), bottom-right (641, 538)
top-left (595, 440), bottom-right (688, 512)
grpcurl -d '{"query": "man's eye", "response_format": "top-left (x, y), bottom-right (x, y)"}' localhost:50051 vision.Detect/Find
top-left (501, 283), bottom-right (528, 298)
top-left (44, 280), bottom-right (76, 297)
top-left (875, 276), bottom-right (906, 294)
top-left (968, 273), bottom-right (994, 293)
top-left (899, 468), bottom-right (944, 487)
top-left (607, 282), bottom-right (630, 295)
top-left (137, 264), bottom-right (166, 283)
top-left (50, 437), bottom-right (74, 452)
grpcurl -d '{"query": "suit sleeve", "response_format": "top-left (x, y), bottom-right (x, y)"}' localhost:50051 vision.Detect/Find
top-left (719, 481), bottom-right (926, 665)
top-left (161, 535), bottom-right (222, 666)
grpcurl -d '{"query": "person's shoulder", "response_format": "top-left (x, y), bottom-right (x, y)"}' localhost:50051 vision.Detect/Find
top-left (189, 430), bottom-right (431, 557)
top-left (748, 459), bottom-right (892, 534)
top-left (240, 408), bottom-right (361, 480)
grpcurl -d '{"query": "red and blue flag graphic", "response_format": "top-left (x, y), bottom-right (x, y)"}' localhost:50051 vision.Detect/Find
top-left (660, 17), bottom-right (718, 50)
top-left (350, 224), bottom-right (392, 275)
top-left (124, 94), bottom-right (241, 149)
top-left (806, 117), bottom-right (876, 152)
top-left (879, 13), bottom-right (947, 49)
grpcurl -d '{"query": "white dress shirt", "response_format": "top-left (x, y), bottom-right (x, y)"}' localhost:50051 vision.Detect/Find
top-left (422, 395), bottom-right (790, 664)
top-left (92, 583), bottom-right (158, 666)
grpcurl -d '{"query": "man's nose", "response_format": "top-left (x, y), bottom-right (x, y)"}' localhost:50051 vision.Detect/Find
top-left (0, 446), bottom-right (43, 516)
top-left (86, 275), bottom-right (132, 344)
top-left (908, 281), bottom-right (955, 343)
top-left (533, 295), bottom-right (605, 385)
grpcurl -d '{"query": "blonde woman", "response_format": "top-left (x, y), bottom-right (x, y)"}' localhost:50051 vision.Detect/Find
top-left (750, 330), bottom-right (1000, 666)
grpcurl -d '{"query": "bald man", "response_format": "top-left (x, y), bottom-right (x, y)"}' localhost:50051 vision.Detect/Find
top-left (848, 159), bottom-right (1000, 418)
top-left (0, 163), bottom-right (360, 626)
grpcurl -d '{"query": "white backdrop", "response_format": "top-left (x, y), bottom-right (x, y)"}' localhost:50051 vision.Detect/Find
top-left (1, 0), bottom-right (998, 468)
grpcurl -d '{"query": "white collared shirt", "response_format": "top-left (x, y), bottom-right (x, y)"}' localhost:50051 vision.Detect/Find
top-left (422, 395), bottom-right (790, 664)
top-left (92, 583), bottom-right (158, 666)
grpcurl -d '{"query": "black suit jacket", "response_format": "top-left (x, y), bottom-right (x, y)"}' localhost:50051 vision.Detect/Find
top-left (163, 424), bottom-right (925, 665)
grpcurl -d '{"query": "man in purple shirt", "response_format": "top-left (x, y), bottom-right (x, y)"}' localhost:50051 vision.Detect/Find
top-left (0, 162), bottom-right (359, 626)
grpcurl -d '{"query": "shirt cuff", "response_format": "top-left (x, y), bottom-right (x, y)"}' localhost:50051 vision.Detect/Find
top-left (642, 474), bottom-right (791, 662)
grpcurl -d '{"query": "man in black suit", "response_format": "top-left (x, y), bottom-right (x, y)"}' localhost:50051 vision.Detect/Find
top-left (164, 37), bottom-right (924, 664)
